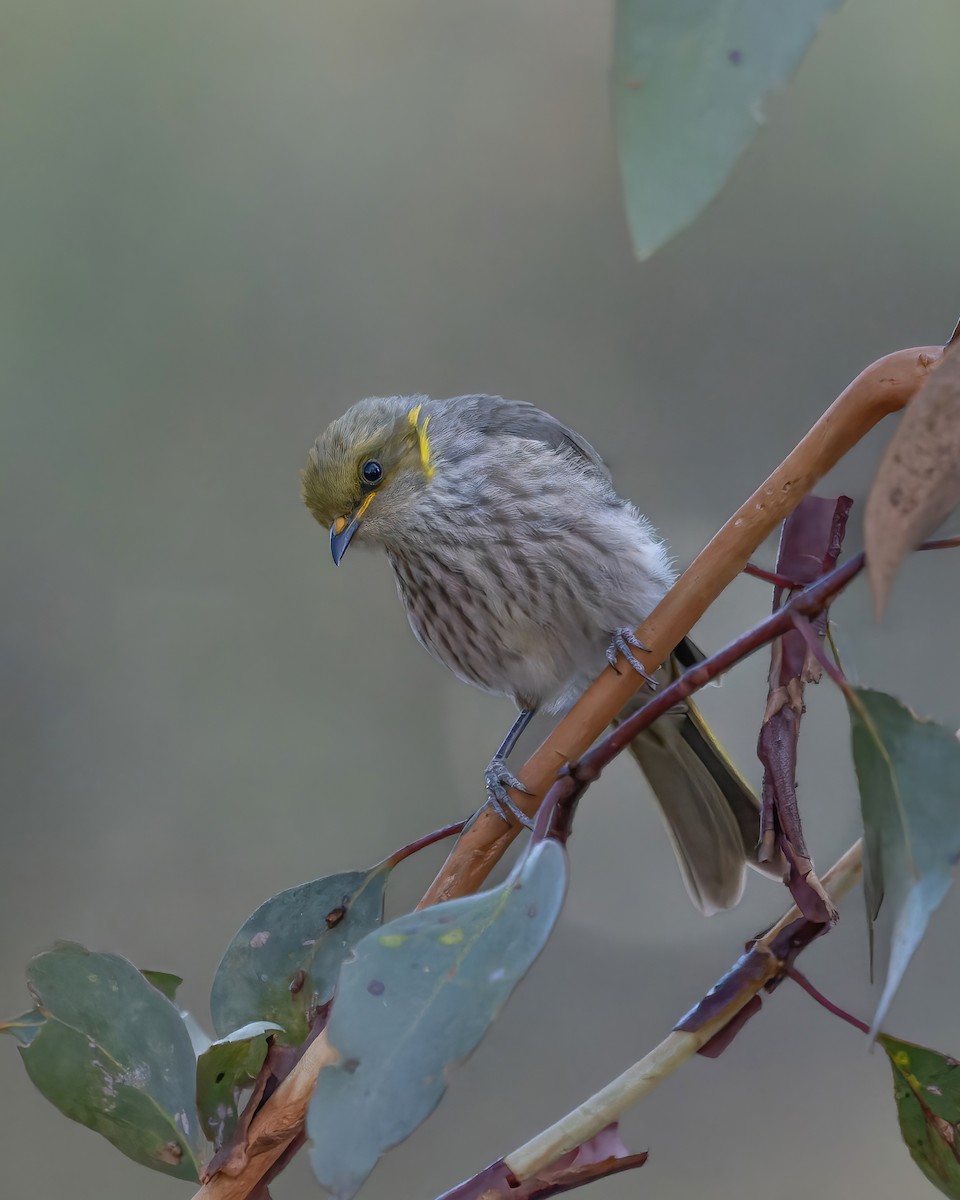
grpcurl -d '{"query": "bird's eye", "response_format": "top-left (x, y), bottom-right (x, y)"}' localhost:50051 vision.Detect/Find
top-left (360, 459), bottom-right (383, 487)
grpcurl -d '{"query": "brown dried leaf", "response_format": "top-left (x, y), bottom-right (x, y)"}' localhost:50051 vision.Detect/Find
top-left (865, 347), bottom-right (960, 617)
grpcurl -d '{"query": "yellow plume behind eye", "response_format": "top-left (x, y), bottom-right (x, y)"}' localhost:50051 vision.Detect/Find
top-left (407, 403), bottom-right (435, 478)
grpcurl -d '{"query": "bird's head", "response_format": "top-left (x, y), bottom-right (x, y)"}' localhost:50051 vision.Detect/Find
top-left (300, 395), bottom-right (438, 563)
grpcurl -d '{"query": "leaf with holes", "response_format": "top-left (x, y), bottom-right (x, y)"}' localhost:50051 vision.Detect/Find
top-left (614, 0), bottom-right (842, 259)
top-left (210, 861), bottom-right (392, 1043)
top-left (865, 346), bottom-right (960, 616)
top-left (308, 839), bottom-right (568, 1200)
top-left (880, 1034), bottom-right (960, 1198)
top-left (1, 942), bottom-right (204, 1180)
top-left (847, 688), bottom-right (960, 1034)
top-left (196, 1020), bottom-right (282, 1149)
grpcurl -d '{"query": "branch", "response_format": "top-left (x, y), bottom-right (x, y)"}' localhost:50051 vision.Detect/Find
top-left (420, 344), bottom-right (940, 907)
top-left (757, 495), bottom-right (852, 920)
top-left (502, 841), bottom-right (864, 1184)
top-left (552, 550), bottom-right (865, 798)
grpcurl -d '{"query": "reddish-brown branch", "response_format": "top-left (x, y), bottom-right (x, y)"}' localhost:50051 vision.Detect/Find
top-left (785, 966), bottom-right (870, 1035)
top-left (756, 495), bottom-right (852, 920)
top-left (387, 819), bottom-right (469, 867)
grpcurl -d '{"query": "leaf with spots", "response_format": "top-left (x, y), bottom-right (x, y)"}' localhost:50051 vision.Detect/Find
top-left (195, 1020), bottom-right (282, 1149)
top-left (2, 942), bottom-right (204, 1180)
top-left (880, 1034), bottom-right (960, 1198)
top-left (210, 861), bottom-right (392, 1044)
top-left (847, 688), bottom-right (960, 1035)
top-left (865, 344), bottom-right (960, 617)
top-left (307, 839), bottom-right (568, 1200)
top-left (614, 0), bottom-right (843, 259)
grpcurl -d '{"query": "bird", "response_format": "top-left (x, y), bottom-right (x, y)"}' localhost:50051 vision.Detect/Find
top-left (300, 393), bottom-right (775, 913)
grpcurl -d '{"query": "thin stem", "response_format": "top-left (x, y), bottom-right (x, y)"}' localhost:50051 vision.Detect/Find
top-left (790, 614), bottom-right (849, 690)
top-left (388, 819), bottom-right (469, 868)
top-left (917, 534), bottom-right (960, 552)
top-left (743, 562), bottom-right (803, 589)
top-left (785, 966), bottom-right (870, 1035)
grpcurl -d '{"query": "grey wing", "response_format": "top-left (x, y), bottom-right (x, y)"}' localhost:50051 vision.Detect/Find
top-left (448, 394), bottom-right (611, 479)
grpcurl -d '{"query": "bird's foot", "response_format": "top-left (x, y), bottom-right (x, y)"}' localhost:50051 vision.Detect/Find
top-left (607, 628), bottom-right (658, 688)
top-left (483, 755), bottom-right (535, 828)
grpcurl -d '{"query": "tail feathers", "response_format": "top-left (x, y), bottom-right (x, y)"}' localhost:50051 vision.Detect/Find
top-left (622, 638), bottom-right (785, 914)
top-left (627, 713), bottom-right (749, 914)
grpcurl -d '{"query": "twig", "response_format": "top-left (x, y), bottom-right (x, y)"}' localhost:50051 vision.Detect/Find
top-left (503, 841), bottom-right (864, 1183)
top-left (784, 966), bottom-right (870, 1036)
top-left (743, 562), bottom-right (804, 588)
top-left (387, 819), bottom-right (468, 867)
top-left (572, 552), bottom-right (864, 776)
top-left (791, 615), bottom-right (847, 690)
top-left (756, 495), bottom-right (852, 920)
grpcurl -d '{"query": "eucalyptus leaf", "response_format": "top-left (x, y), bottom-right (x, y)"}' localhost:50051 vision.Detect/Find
top-left (308, 839), bottom-right (568, 1200)
top-left (614, 0), bottom-right (842, 259)
top-left (864, 345), bottom-right (960, 617)
top-left (880, 1034), bottom-right (960, 1198)
top-left (140, 970), bottom-right (183, 1002)
top-left (196, 1020), bottom-right (282, 1148)
top-left (8, 942), bottom-right (204, 1180)
top-left (847, 688), bottom-right (960, 1035)
top-left (211, 861), bottom-right (392, 1043)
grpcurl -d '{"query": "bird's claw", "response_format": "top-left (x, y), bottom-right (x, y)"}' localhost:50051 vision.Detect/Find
top-left (484, 755), bottom-right (534, 828)
top-left (607, 628), bottom-right (658, 688)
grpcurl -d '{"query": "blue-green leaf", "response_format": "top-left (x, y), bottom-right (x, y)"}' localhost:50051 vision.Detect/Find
top-left (211, 861), bottom-right (391, 1044)
top-left (308, 839), bottom-right (568, 1200)
top-left (614, 0), bottom-right (843, 259)
top-left (7, 942), bottom-right (204, 1180)
top-left (847, 688), bottom-right (960, 1035)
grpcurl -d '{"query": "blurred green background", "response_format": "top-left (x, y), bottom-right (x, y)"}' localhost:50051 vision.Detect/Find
top-left (2, 2), bottom-right (959, 1197)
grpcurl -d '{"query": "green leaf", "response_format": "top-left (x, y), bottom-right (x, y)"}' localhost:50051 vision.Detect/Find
top-left (880, 1035), bottom-right (960, 1198)
top-left (9, 942), bottom-right (204, 1180)
top-left (211, 861), bottom-right (391, 1043)
top-left (613, 0), bottom-right (843, 259)
top-left (847, 688), bottom-right (960, 1035)
top-left (196, 1021), bottom-right (282, 1148)
top-left (308, 839), bottom-right (568, 1200)
top-left (140, 970), bottom-right (183, 1002)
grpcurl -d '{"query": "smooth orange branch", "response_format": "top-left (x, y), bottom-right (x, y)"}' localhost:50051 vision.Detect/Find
top-left (420, 345), bottom-right (941, 907)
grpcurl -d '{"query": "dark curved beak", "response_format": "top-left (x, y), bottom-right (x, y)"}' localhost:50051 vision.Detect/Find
top-left (329, 492), bottom-right (376, 565)
top-left (330, 515), bottom-right (360, 565)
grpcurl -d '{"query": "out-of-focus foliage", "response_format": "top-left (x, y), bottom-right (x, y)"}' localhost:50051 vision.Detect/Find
top-left (865, 345), bottom-right (960, 616)
top-left (614, 0), bottom-right (843, 258)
